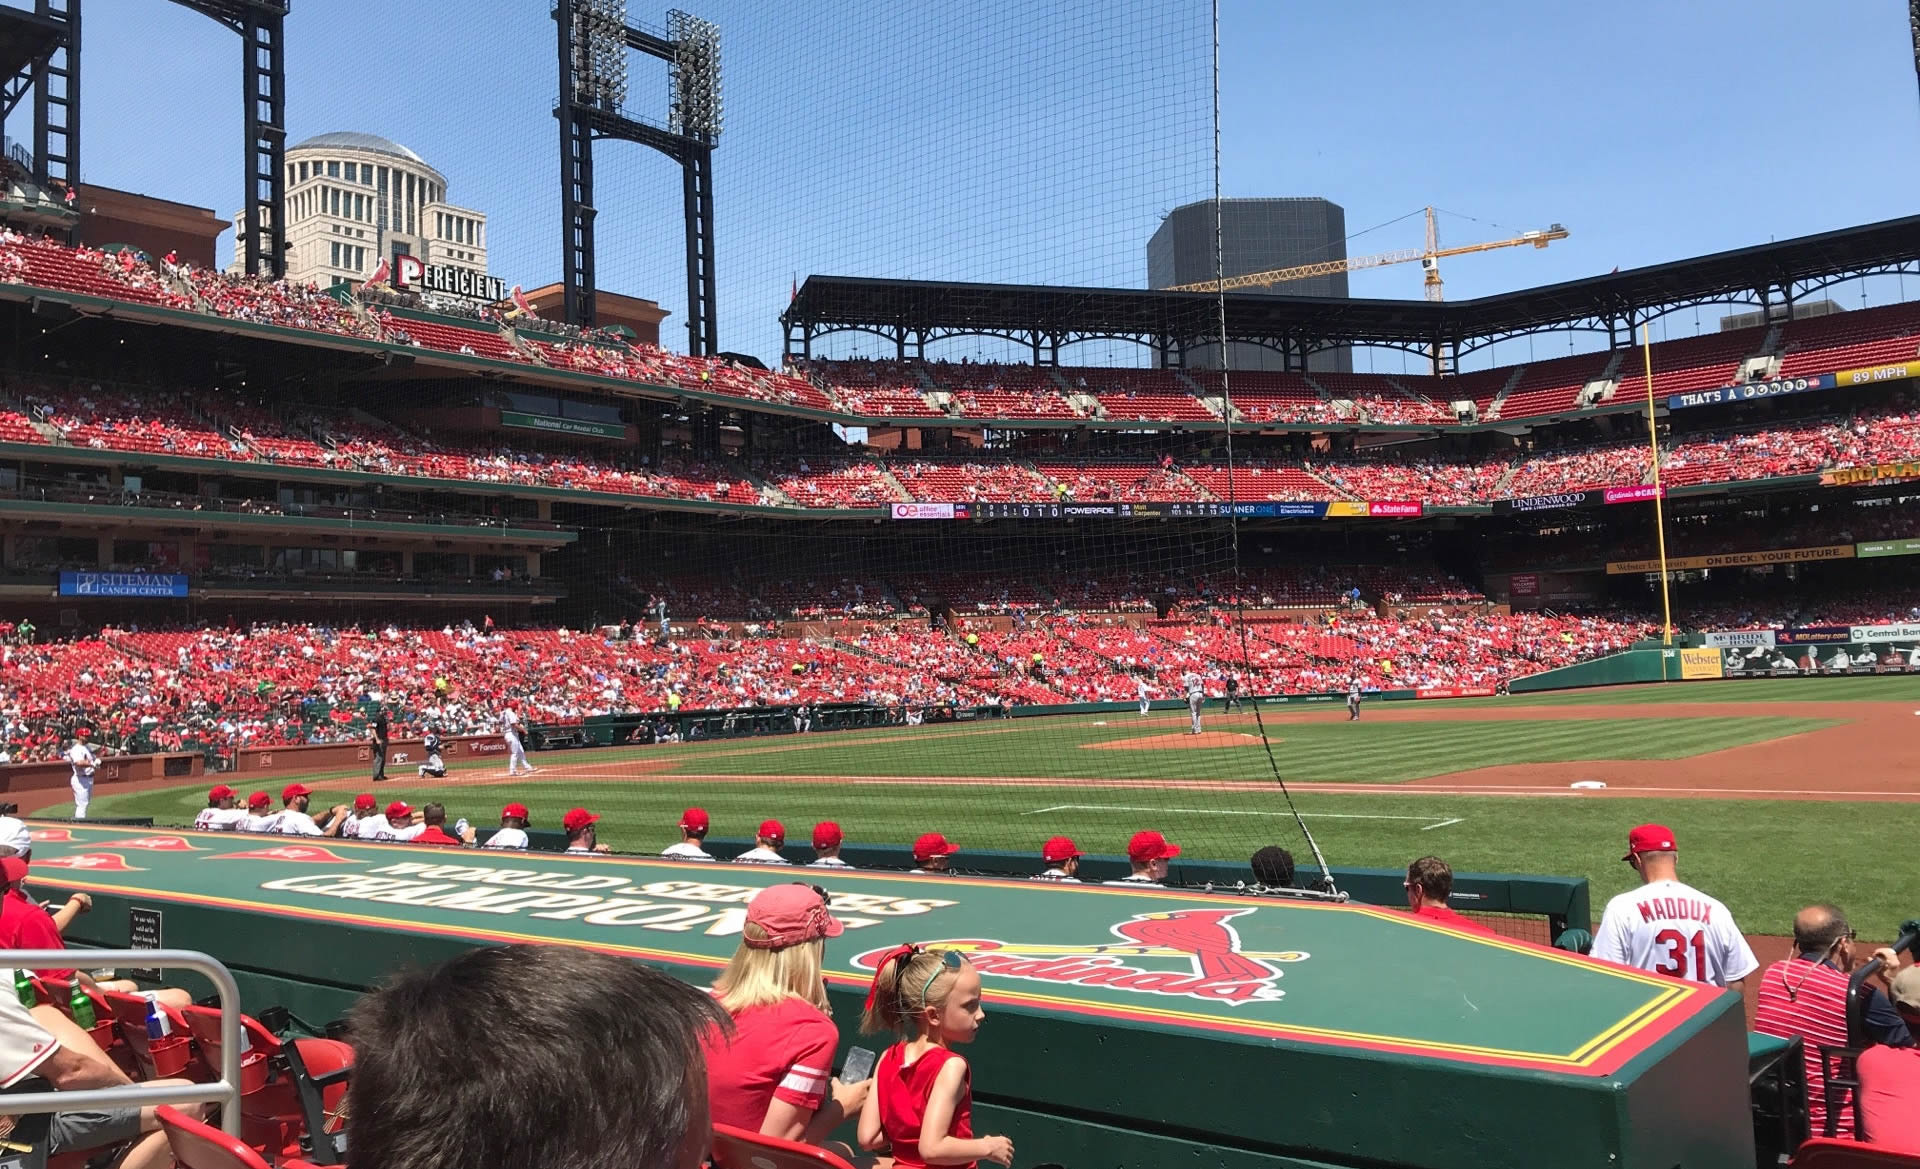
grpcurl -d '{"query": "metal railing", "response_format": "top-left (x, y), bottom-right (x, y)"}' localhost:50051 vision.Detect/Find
top-left (0, 949), bottom-right (245, 1136)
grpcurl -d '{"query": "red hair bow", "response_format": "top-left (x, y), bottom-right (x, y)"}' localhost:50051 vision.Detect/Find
top-left (863, 943), bottom-right (920, 1011)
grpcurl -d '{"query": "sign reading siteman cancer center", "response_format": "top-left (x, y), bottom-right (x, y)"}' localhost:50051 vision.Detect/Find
top-left (27, 825), bottom-right (1726, 1078)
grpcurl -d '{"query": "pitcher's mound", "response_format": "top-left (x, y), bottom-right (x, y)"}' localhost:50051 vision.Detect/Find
top-left (1085, 732), bottom-right (1273, 750)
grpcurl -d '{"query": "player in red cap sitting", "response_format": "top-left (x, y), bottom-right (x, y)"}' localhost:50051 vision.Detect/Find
top-left (910, 833), bottom-right (959, 875)
top-left (240, 791), bottom-right (282, 833)
top-left (338, 793), bottom-right (378, 839)
top-left (1033, 837), bottom-right (1081, 882)
top-left (662, 807), bottom-right (714, 861)
top-left (483, 802), bottom-right (531, 850)
top-left (808, 821), bottom-right (851, 869)
top-left (272, 783), bottom-right (351, 837)
top-left (563, 807), bottom-right (611, 854)
top-left (735, 820), bottom-right (791, 865)
top-left (192, 785), bottom-right (248, 831)
top-left (360, 800), bottom-right (428, 842)
top-left (1106, 831), bottom-right (1179, 887)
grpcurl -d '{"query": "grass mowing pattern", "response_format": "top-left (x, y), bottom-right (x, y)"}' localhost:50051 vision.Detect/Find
top-left (1473, 675), bottom-right (1920, 707)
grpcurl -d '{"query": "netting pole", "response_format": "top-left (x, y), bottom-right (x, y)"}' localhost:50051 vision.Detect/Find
top-left (1210, 0), bottom-right (1336, 895)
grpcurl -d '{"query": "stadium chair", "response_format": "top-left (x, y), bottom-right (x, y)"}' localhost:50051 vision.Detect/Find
top-left (280, 1033), bottom-right (353, 1165)
top-left (1816, 1045), bottom-right (1866, 1139)
top-left (36, 975), bottom-right (134, 1076)
top-left (711, 1122), bottom-right (859, 1169)
top-left (1791, 1138), bottom-right (1920, 1169)
top-left (103, 989), bottom-right (202, 1081)
top-left (156, 1104), bottom-right (273, 1169)
top-left (179, 1004), bottom-right (291, 1153)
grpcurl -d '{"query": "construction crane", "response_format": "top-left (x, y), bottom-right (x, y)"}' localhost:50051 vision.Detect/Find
top-left (1168, 207), bottom-right (1568, 300)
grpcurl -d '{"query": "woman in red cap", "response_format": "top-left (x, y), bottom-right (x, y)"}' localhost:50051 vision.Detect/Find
top-left (702, 884), bottom-right (868, 1148)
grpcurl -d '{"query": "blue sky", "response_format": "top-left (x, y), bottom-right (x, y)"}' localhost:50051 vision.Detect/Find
top-left (46, 0), bottom-right (1920, 367)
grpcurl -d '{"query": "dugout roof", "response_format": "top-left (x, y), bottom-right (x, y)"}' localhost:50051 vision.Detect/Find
top-left (784, 214), bottom-right (1920, 356)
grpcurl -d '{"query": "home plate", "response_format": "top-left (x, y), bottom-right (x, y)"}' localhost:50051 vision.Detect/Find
top-left (1570, 781), bottom-right (1607, 790)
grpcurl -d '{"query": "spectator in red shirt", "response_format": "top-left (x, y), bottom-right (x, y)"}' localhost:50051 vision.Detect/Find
top-left (1403, 857), bottom-right (1494, 935)
top-left (1860, 965), bottom-right (1920, 1151)
top-left (0, 854), bottom-right (193, 1006)
top-left (411, 803), bottom-right (475, 848)
top-left (702, 884), bottom-right (867, 1146)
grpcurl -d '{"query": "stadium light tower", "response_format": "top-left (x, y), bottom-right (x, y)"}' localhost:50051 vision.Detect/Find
top-left (2, 0), bottom-right (290, 276)
top-left (556, 1), bottom-right (723, 353)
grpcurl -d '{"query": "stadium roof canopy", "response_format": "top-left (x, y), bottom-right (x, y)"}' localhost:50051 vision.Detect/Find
top-left (783, 214), bottom-right (1920, 363)
top-left (290, 131), bottom-right (431, 168)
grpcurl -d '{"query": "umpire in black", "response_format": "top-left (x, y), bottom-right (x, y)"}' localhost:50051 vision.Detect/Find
top-left (369, 707), bottom-right (391, 782)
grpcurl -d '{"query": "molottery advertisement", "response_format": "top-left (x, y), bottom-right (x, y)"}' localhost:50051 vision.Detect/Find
top-left (1719, 640), bottom-right (1920, 676)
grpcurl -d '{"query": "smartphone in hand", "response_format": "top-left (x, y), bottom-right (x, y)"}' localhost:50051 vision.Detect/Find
top-left (840, 1045), bottom-right (877, 1083)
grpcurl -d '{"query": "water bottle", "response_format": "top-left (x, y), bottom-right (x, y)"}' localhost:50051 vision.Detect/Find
top-left (13, 969), bottom-right (34, 1010)
top-left (454, 818), bottom-right (470, 839)
top-left (143, 992), bottom-right (170, 1039)
top-left (68, 980), bottom-right (94, 1028)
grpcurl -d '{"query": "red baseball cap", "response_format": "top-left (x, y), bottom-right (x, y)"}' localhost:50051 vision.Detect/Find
top-left (247, 791), bottom-right (272, 810)
top-left (501, 802), bottom-right (530, 821)
top-left (812, 821), bottom-right (843, 849)
top-left (563, 808), bottom-right (600, 834)
top-left (352, 793), bottom-right (377, 812)
top-left (1127, 830), bottom-right (1181, 863)
top-left (913, 832), bottom-right (959, 862)
top-left (758, 819), bottom-right (786, 842)
top-left (0, 856), bottom-right (25, 885)
top-left (208, 785), bottom-right (237, 802)
top-left (281, 783), bottom-right (312, 802)
top-left (74, 728), bottom-right (89, 739)
top-left (1622, 824), bottom-right (1677, 861)
top-left (1042, 835), bottom-right (1082, 863)
top-left (679, 807), bottom-right (709, 832)
top-left (744, 883), bottom-right (843, 949)
top-left (385, 801), bottom-right (411, 818)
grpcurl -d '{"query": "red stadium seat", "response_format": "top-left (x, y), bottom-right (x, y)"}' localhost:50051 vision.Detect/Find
top-left (711, 1122), bottom-right (858, 1169)
top-left (179, 1005), bottom-right (290, 1153)
top-left (35, 976), bottom-right (131, 1075)
top-left (1791, 1138), bottom-right (1920, 1169)
top-left (156, 1105), bottom-right (273, 1169)
top-left (104, 990), bottom-right (201, 1080)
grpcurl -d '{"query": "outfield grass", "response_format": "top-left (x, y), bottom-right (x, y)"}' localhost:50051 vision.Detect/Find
top-left (1468, 674), bottom-right (1920, 707)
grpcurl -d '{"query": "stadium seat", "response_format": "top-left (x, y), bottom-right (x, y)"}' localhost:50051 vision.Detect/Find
top-left (35, 976), bottom-right (132, 1075)
top-left (157, 1104), bottom-right (273, 1169)
top-left (711, 1122), bottom-right (859, 1169)
top-left (104, 990), bottom-right (202, 1081)
top-left (279, 1034), bottom-right (353, 1165)
top-left (179, 1005), bottom-right (298, 1154)
top-left (1791, 1138), bottom-right (1920, 1169)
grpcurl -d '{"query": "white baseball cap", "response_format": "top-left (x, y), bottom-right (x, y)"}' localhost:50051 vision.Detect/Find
top-left (0, 817), bottom-right (32, 858)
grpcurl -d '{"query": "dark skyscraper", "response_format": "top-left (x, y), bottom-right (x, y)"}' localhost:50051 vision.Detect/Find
top-left (1148, 197), bottom-right (1351, 372)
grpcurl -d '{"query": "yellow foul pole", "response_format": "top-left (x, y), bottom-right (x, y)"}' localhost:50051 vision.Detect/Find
top-left (1640, 324), bottom-right (1673, 645)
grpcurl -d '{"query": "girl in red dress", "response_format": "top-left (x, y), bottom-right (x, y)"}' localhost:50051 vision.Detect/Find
top-left (856, 946), bottom-right (1014, 1169)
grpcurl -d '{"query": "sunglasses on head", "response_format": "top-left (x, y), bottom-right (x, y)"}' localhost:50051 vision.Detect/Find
top-left (791, 881), bottom-right (830, 908)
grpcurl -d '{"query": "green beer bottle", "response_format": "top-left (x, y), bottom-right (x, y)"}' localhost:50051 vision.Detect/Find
top-left (68, 979), bottom-right (94, 1028)
top-left (12, 969), bottom-right (33, 1010)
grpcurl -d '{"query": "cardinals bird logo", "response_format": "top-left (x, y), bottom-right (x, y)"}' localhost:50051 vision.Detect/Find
top-left (853, 908), bottom-right (1303, 1006)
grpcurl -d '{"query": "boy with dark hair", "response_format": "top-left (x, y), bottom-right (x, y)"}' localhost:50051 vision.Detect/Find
top-left (1249, 846), bottom-right (1295, 890)
top-left (348, 945), bottom-right (728, 1169)
top-left (1404, 856), bottom-right (1493, 934)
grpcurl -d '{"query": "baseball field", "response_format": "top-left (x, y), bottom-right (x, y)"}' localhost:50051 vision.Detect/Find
top-left (41, 675), bottom-right (1920, 939)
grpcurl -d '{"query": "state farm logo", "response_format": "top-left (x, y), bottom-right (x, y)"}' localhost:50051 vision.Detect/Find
top-left (854, 908), bottom-right (1305, 1006)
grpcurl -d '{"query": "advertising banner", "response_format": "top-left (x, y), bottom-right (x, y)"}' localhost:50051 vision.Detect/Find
top-left (500, 410), bottom-right (626, 439)
top-left (1367, 501), bottom-right (1424, 517)
top-left (1823, 460), bottom-right (1920, 488)
top-left (1678, 648), bottom-right (1725, 680)
top-left (1509, 573), bottom-right (1540, 597)
top-left (1665, 373), bottom-right (1833, 411)
top-left (890, 503), bottom-right (959, 520)
top-left (1856, 538), bottom-right (1920, 559)
top-left (1602, 485), bottom-right (1664, 505)
top-left (1832, 361), bottom-right (1920, 388)
top-left (1415, 686), bottom-right (1499, 700)
top-left (1606, 543), bottom-right (1855, 575)
top-left (1703, 630), bottom-right (1775, 649)
top-left (1721, 640), bottom-right (1919, 676)
top-left (58, 572), bottom-right (189, 598)
top-left (1849, 623), bottom-right (1920, 644)
top-left (1323, 501), bottom-right (1370, 518)
top-left (1500, 490), bottom-right (1597, 514)
top-left (1775, 627), bottom-right (1853, 645)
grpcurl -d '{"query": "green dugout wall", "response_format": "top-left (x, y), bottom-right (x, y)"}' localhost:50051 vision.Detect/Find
top-left (31, 825), bottom-right (1751, 1169)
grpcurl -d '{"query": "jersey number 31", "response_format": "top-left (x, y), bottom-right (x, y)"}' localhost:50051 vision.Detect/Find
top-left (1653, 929), bottom-right (1709, 980)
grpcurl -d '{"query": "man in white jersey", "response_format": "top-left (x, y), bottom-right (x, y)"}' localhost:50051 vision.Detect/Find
top-left (1347, 675), bottom-right (1363, 721)
top-left (1137, 678), bottom-right (1152, 718)
top-left (239, 791), bottom-right (283, 833)
top-left (64, 731), bottom-right (100, 819)
top-left (733, 819), bottom-right (791, 865)
top-left (500, 707), bottom-right (536, 776)
top-left (1590, 824), bottom-right (1757, 988)
top-left (359, 800), bottom-right (429, 842)
top-left (661, 807), bottom-right (714, 861)
top-left (808, 821), bottom-right (851, 869)
top-left (273, 783), bottom-right (348, 837)
top-left (483, 802), bottom-right (531, 850)
top-left (1182, 671), bottom-right (1205, 735)
top-left (192, 785), bottom-right (248, 831)
top-left (338, 793), bottom-right (377, 839)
